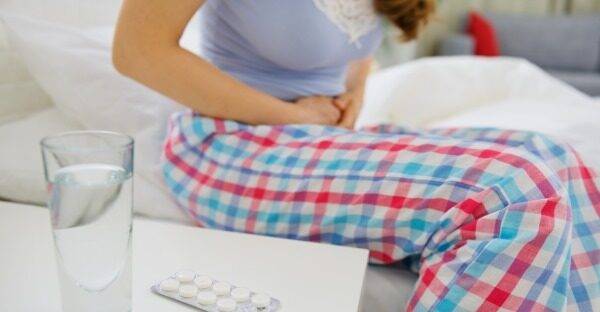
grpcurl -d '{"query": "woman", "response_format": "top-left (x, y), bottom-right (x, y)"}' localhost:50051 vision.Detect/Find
top-left (113, 1), bottom-right (600, 310)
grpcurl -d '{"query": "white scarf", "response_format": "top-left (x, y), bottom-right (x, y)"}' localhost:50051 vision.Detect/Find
top-left (313, 0), bottom-right (380, 45)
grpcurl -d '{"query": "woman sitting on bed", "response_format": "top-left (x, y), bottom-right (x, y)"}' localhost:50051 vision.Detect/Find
top-left (113, 0), bottom-right (600, 310)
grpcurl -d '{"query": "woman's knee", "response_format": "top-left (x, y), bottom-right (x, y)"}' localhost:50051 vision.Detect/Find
top-left (494, 144), bottom-right (568, 202)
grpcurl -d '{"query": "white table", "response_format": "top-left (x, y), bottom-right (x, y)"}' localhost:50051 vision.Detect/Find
top-left (0, 202), bottom-right (369, 311)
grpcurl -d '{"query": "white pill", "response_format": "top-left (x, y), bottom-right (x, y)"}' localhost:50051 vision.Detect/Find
top-left (176, 270), bottom-right (196, 282)
top-left (194, 275), bottom-right (213, 289)
top-left (197, 291), bottom-right (218, 305)
top-left (159, 278), bottom-right (180, 292)
top-left (231, 287), bottom-right (251, 302)
top-left (216, 298), bottom-right (237, 312)
top-left (251, 293), bottom-right (271, 308)
top-left (212, 281), bottom-right (231, 296)
top-left (179, 284), bottom-right (198, 298)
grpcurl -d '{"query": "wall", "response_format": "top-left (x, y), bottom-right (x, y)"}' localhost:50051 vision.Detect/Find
top-left (571, 0), bottom-right (600, 12)
top-left (0, 0), bottom-right (122, 27)
top-left (418, 0), bottom-right (600, 57)
top-left (401, 0), bottom-right (600, 59)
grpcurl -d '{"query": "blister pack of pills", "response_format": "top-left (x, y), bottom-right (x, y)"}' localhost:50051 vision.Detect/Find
top-left (151, 270), bottom-right (281, 312)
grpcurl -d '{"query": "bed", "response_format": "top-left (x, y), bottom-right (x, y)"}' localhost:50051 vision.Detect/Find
top-left (1, 6), bottom-right (600, 312)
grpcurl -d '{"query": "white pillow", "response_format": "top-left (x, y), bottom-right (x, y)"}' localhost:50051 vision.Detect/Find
top-left (2, 14), bottom-right (183, 171)
top-left (0, 79), bottom-right (52, 125)
top-left (0, 108), bottom-right (82, 204)
top-left (0, 107), bottom-right (192, 223)
top-left (0, 23), bottom-right (52, 124)
top-left (0, 12), bottom-right (199, 224)
top-left (1, 11), bottom-right (202, 168)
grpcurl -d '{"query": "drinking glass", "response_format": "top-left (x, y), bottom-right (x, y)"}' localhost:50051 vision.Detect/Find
top-left (41, 131), bottom-right (134, 312)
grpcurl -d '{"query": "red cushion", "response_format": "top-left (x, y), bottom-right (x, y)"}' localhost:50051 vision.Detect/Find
top-left (467, 11), bottom-right (500, 56)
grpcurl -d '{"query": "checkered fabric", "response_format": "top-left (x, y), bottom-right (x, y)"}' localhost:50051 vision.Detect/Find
top-left (163, 112), bottom-right (600, 311)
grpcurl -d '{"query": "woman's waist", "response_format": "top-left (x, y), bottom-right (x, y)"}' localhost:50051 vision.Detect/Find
top-left (202, 48), bottom-right (348, 100)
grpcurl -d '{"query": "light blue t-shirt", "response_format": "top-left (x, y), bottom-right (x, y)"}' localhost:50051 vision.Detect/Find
top-left (198, 0), bottom-right (383, 100)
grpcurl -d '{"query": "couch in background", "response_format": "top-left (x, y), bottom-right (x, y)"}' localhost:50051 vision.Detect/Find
top-left (440, 13), bottom-right (600, 96)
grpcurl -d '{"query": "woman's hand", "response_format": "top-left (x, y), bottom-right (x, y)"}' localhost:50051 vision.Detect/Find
top-left (294, 96), bottom-right (342, 126)
top-left (333, 86), bottom-right (365, 129)
top-left (335, 57), bottom-right (371, 129)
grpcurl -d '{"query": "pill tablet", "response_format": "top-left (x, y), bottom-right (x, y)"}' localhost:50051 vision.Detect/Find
top-left (212, 281), bottom-right (231, 296)
top-left (252, 293), bottom-right (271, 308)
top-left (179, 284), bottom-right (198, 298)
top-left (194, 275), bottom-right (213, 289)
top-left (176, 270), bottom-right (196, 282)
top-left (159, 278), bottom-right (180, 292)
top-left (197, 291), bottom-right (217, 305)
top-left (231, 287), bottom-right (251, 302)
top-left (152, 271), bottom-right (281, 311)
top-left (216, 298), bottom-right (237, 312)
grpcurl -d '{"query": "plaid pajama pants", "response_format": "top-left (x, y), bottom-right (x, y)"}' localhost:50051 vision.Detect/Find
top-left (162, 112), bottom-right (600, 311)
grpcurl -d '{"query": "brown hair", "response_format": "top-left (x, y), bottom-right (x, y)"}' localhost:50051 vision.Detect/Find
top-left (373, 0), bottom-right (436, 40)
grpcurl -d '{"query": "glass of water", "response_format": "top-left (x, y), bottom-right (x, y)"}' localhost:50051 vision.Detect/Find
top-left (41, 131), bottom-right (134, 312)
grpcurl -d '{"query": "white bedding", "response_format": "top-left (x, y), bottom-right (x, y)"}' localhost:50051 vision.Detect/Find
top-left (0, 23), bottom-right (51, 125)
top-left (0, 12), bottom-right (194, 224)
top-left (359, 57), bottom-right (591, 129)
top-left (362, 57), bottom-right (600, 173)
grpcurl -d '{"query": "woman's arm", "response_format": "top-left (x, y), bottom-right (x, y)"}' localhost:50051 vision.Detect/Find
top-left (334, 58), bottom-right (372, 128)
top-left (345, 58), bottom-right (372, 94)
top-left (113, 0), bottom-right (340, 126)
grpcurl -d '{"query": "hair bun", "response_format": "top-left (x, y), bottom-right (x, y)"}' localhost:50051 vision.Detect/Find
top-left (374, 0), bottom-right (435, 40)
